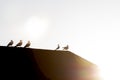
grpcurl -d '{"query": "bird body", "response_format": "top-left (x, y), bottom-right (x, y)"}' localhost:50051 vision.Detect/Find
top-left (63, 45), bottom-right (69, 50)
top-left (15, 40), bottom-right (22, 47)
top-left (7, 40), bottom-right (13, 47)
top-left (55, 44), bottom-right (60, 50)
top-left (24, 41), bottom-right (31, 48)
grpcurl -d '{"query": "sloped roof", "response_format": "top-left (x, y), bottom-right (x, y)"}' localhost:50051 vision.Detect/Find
top-left (0, 46), bottom-right (100, 80)
top-left (31, 48), bottom-right (99, 80)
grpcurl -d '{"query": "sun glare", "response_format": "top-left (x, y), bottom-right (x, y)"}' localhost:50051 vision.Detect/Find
top-left (24, 16), bottom-right (49, 41)
top-left (97, 61), bottom-right (120, 80)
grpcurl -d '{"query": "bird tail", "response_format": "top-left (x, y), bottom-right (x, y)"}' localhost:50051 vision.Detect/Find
top-left (24, 46), bottom-right (27, 48)
top-left (14, 45), bottom-right (17, 47)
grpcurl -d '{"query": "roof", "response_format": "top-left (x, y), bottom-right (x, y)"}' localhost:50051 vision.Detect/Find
top-left (0, 46), bottom-right (100, 80)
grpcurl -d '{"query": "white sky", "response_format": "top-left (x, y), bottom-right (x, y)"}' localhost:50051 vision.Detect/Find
top-left (1, 0), bottom-right (120, 79)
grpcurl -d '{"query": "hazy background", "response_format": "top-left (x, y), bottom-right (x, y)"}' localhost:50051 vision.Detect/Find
top-left (1, 0), bottom-right (120, 79)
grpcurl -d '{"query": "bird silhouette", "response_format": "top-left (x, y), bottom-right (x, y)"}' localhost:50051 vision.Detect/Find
top-left (15, 40), bottom-right (22, 47)
top-left (7, 40), bottom-right (13, 47)
top-left (55, 44), bottom-right (60, 50)
top-left (63, 45), bottom-right (69, 50)
top-left (24, 41), bottom-right (31, 48)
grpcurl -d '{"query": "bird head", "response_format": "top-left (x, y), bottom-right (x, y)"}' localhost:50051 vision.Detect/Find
top-left (20, 40), bottom-right (22, 42)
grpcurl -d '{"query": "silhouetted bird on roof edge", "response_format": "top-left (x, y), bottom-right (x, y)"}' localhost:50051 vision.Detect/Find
top-left (55, 44), bottom-right (60, 50)
top-left (24, 41), bottom-right (31, 48)
top-left (7, 40), bottom-right (13, 47)
top-left (63, 45), bottom-right (69, 50)
top-left (15, 40), bottom-right (22, 47)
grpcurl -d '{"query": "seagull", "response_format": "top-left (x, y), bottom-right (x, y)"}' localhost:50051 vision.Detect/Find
top-left (24, 41), bottom-right (31, 48)
top-left (55, 44), bottom-right (60, 50)
top-left (15, 40), bottom-right (22, 47)
top-left (63, 45), bottom-right (69, 50)
top-left (7, 40), bottom-right (13, 47)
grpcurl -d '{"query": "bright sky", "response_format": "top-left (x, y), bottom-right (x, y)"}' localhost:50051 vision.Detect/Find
top-left (1, 0), bottom-right (120, 79)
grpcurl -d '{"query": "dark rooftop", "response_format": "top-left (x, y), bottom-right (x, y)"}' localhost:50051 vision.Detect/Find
top-left (0, 46), bottom-right (100, 80)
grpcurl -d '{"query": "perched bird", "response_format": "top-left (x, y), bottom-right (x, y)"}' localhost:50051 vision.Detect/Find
top-left (24, 41), bottom-right (31, 48)
top-left (55, 44), bottom-right (60, 50)
top-left (63, 45), bottom-right (69, 50)
top-left (15, 40), bottom-right (22, 47)
top-left (7, 40), bottom-right (13, 47)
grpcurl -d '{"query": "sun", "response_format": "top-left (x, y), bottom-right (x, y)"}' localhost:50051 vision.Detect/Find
top-left (23, 16), bottom-right (49, 41)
